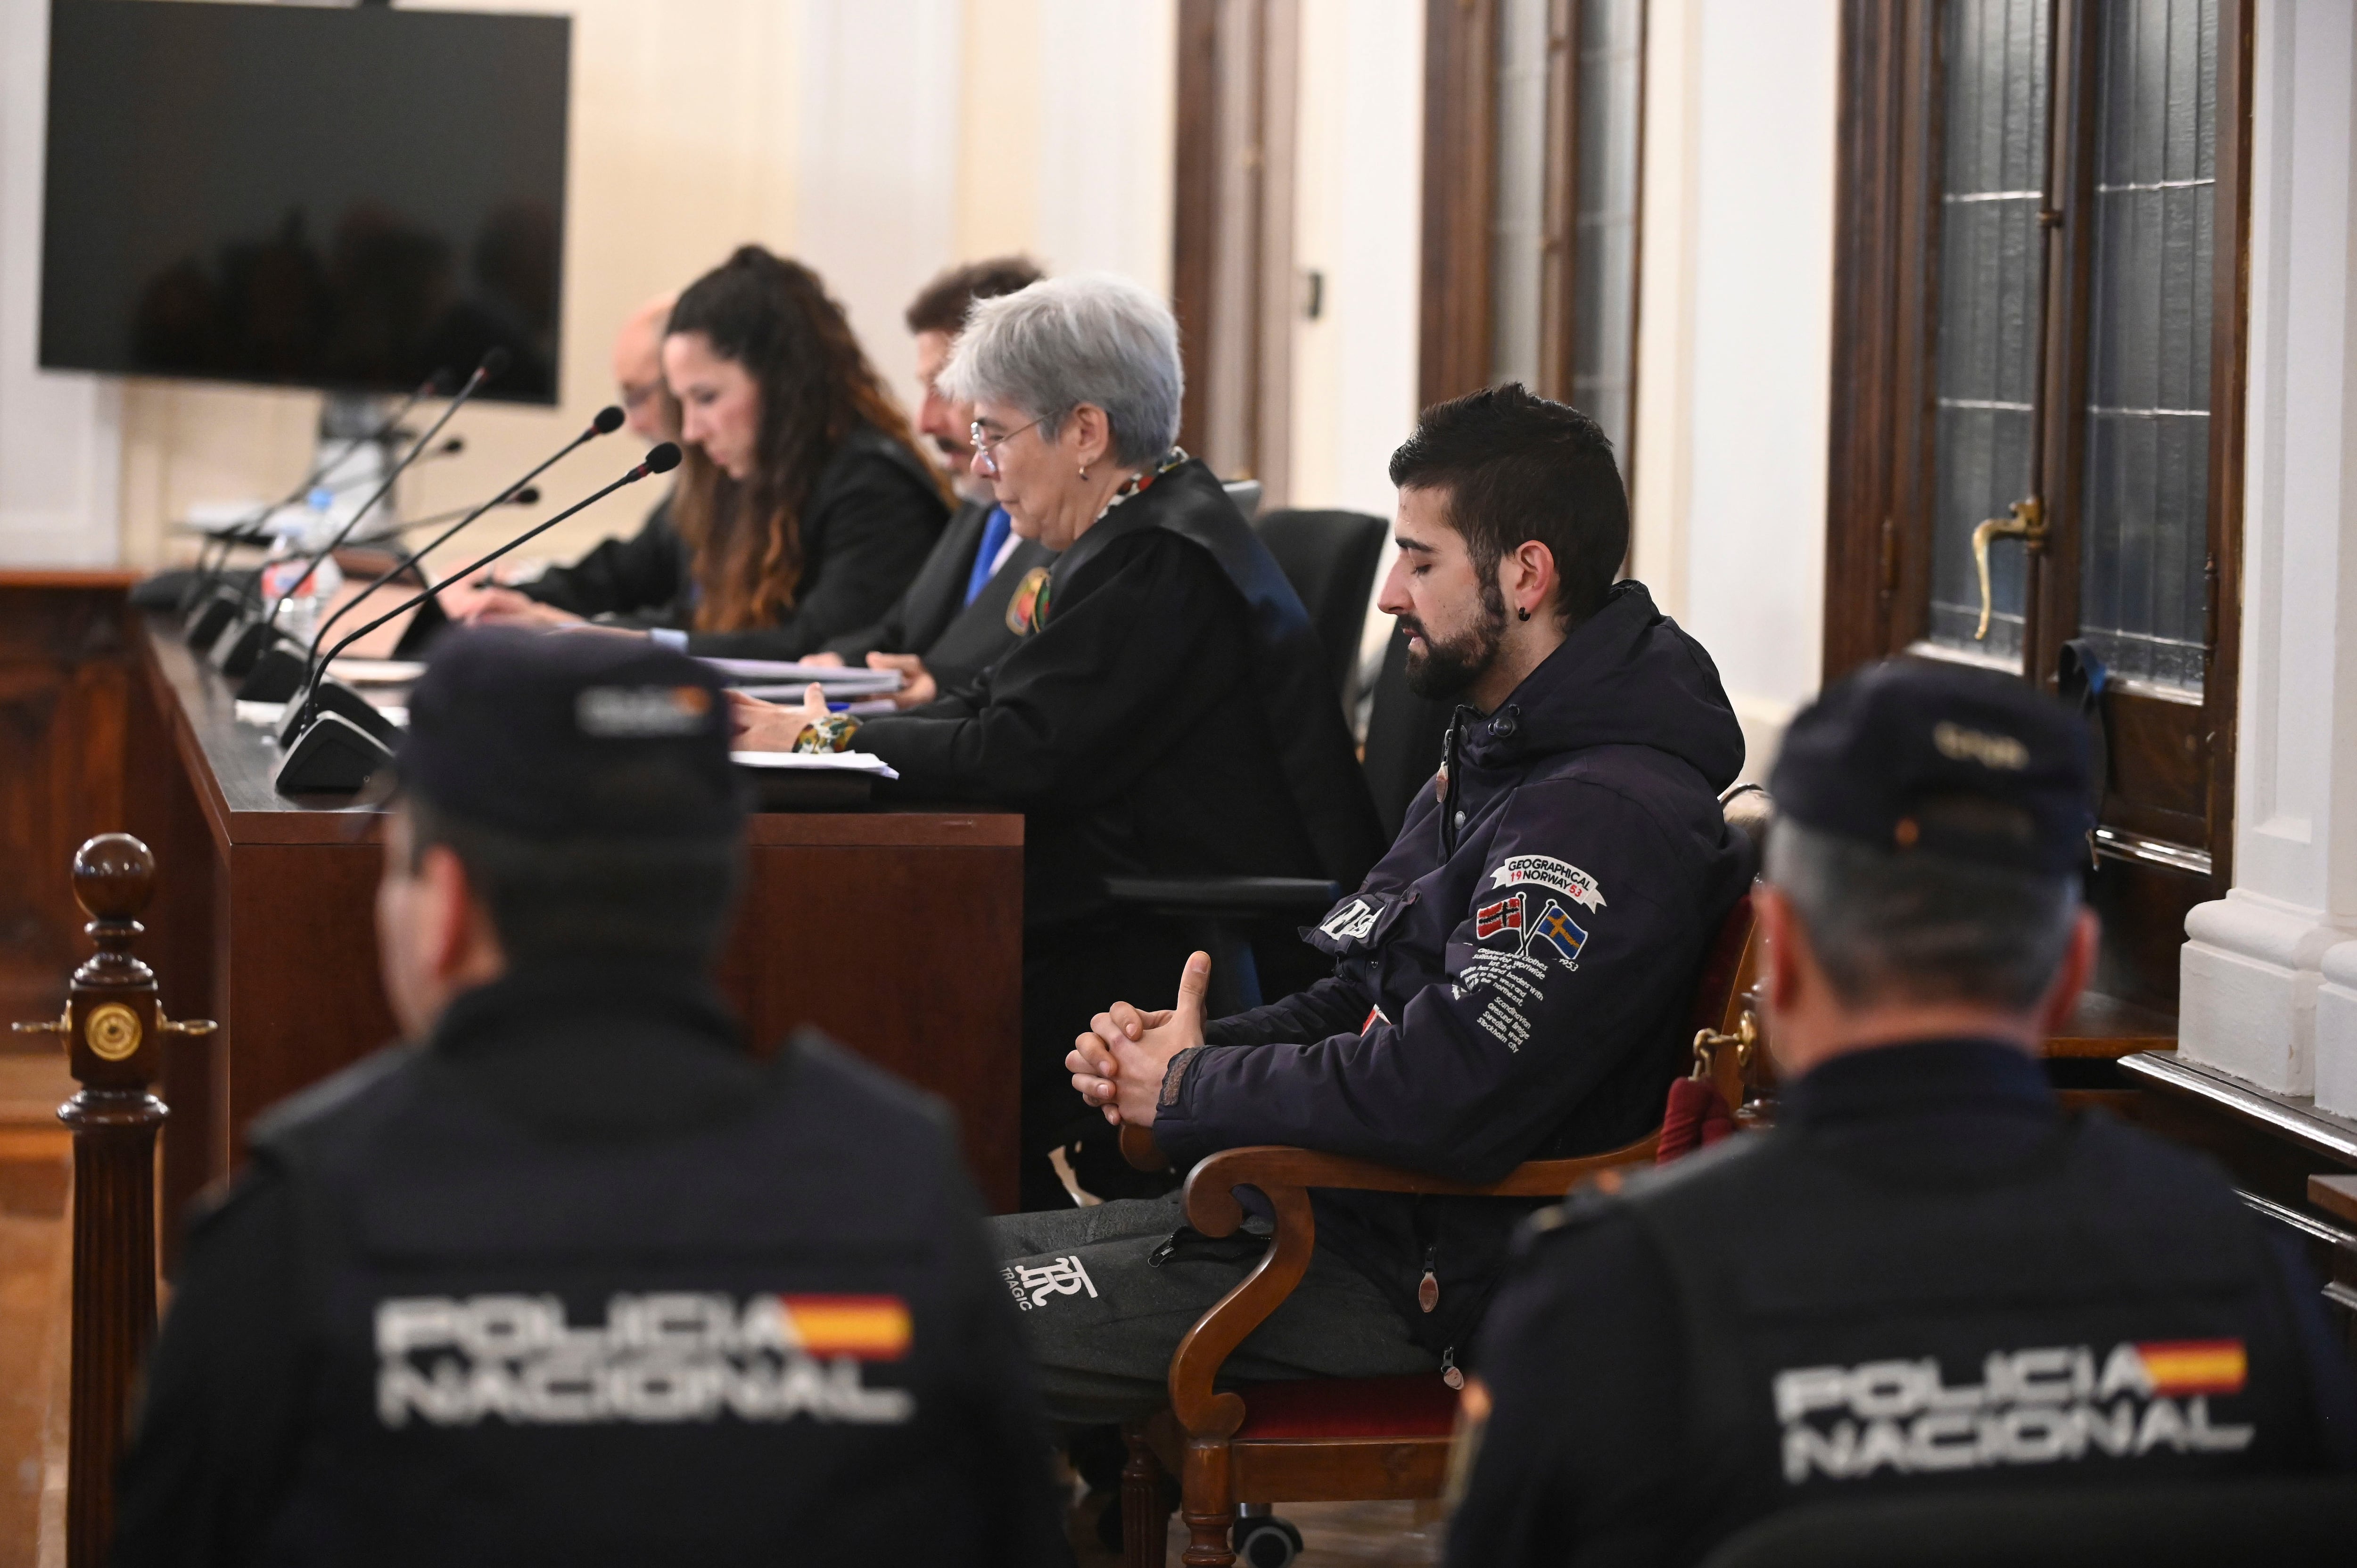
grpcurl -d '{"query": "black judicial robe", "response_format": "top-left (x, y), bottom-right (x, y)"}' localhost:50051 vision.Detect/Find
top-left (853, 457), bottom-right (1383, 1198)
top-left (854, 455), bottom-right (1383, 927)
top-left (821, 498), bottom-right (1055, 690)
top-left (519, 426), bottom-right (948, 662)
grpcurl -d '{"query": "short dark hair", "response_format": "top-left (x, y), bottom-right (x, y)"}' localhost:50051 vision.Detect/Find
top-left (1766, 816), bottom-right (2080, 1011)
top-left (1387, 383), bottom-right (1629, 628)
top-left (905, 255), bottom-right (1047, 337)
top-left (404, 791), bottom-right (742, 970)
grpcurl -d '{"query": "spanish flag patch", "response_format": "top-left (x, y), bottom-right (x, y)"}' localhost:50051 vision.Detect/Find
top-left (776, 1295), bottom-right (913, 1361)
top-left (2133, 1339), bottom-right (2248, 1397)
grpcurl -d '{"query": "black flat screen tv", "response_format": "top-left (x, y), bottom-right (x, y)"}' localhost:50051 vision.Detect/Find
top-left (41, 1), bottom-right (570, 404)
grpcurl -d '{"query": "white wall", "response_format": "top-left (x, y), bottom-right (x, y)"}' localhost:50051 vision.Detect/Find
top-left (1637, 0), bottom-right (1840, 782)
top-left (2181, 0), bottom-right (2357, 1103)
top-left (1035, 0), bottom-right (1177, 291)
top-left (1290, 0), bottom-right (1425, 525)
top-left (797, 0), bottom-right (964, 402)
top-left (0, 0), bottom-right (119, 566)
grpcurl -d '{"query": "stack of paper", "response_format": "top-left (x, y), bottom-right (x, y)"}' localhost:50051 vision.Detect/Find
top-left (730, 750), bottom-right (900, 779)
top-left (699, 657), bottom-right (903, 698)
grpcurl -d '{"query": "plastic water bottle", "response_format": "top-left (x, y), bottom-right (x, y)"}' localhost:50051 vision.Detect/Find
top-left (259, 488), bottom-right (345, 642)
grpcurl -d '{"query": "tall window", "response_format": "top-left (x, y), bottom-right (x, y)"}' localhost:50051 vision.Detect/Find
top-left (1422, 0), bottom-right (1646, 455)
top-left (1826, 0), bottom-right (2251, 1005)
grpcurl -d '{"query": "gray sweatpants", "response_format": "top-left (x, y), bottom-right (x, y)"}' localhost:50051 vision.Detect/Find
top-left (991, 1192), bottom-right (1438, 1428)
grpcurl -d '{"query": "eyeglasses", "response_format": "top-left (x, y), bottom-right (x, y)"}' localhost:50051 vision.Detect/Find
top-left (968, 415), bottom-right (1043, 477)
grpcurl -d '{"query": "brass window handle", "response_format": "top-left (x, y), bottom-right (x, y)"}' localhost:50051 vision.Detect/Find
top-left (1970, 496), bottom-right (2047, 640)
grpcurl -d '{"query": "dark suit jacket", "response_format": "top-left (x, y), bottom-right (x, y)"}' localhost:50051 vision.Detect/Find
top-left (823, 500), bottom-right (1054, 689)
top-left (519, 427), bottom-right (948, 661)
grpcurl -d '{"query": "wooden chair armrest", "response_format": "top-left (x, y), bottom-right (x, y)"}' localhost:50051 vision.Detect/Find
top-left (1120, 1122), bottom-right (1168, 1172)
top-left (1162, 1129), bottom-right (1658, 1439)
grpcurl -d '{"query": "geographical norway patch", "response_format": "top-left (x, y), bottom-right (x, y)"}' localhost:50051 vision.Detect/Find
top-left (1455, 895), bottom-right (1590, 1051)
top-left (1772, 1339), bottom-right (2254, 1485)
top-left (373, 1292), bottom-right (915, 1428)
top-left (1488, 854), bottom-right (1606, 912)
top-left (1001, 1254), bottom-right (1098, 1312)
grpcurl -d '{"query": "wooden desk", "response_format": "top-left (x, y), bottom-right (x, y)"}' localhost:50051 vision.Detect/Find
top-left (123, 616), bottom-right (1025, 1232)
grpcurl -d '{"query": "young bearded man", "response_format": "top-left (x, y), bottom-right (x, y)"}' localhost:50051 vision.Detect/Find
top-left (994, 383), bottom-right (1752, 1428)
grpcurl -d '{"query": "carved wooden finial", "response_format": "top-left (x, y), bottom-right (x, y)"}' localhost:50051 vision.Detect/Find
top-left (71, 833), bottom-right (156, 928)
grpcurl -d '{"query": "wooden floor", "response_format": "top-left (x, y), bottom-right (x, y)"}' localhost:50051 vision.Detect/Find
top-left (1068, 1495), bottom-right (1447, 1566)
top-left (0, 1050), bottom-right (73, 1568)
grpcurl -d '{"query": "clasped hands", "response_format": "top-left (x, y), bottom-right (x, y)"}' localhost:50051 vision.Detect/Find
top-left (1067, 951), bottom-right (1212, 1129)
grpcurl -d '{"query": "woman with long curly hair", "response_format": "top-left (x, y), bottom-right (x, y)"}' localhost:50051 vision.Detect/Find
top-left (460, 246), bottom-right (948, 657)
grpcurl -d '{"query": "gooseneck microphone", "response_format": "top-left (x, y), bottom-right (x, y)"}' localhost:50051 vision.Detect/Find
top-left (264, 349), bottom-right (509, 628)
top-left (181, 372), bottom-right (445, 639)
top-left (343, 487), bottom-right (541, 548)
top-left (219, 349), bottom-right (509, 683)
top-left (276, 406), bottom-right (627, 739)
top-left (275, 443), bottom-right (684, 795)
top-left (342, 490), bottom-right (542, 549)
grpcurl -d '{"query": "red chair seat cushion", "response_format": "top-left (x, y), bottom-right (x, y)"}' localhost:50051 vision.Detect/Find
top-left (1232, 1375), bottom-right (1459, 1441)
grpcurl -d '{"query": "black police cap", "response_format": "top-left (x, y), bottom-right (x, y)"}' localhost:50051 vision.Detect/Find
top-left (1770, 658), bottom-right (2093, 877)
top-left (396, 626), bottom-right (742, 841)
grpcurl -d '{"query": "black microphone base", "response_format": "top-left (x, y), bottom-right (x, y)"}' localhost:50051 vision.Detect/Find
top-left (213, 618), bottom-right (289, 678)
top-left (184, 592), bottom-right (243, 653)
top-left (275, 711), bottom-right (394, 796)
top-left (237, 645), bottom-right (307, 702)
top-left (278, 679), bottom-right (400, 750)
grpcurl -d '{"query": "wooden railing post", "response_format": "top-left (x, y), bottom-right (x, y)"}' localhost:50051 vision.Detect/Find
top-left (12, 833), bottom-right (213, 1568)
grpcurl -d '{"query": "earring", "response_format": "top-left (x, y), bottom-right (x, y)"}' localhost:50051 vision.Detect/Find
top-left (1516, 606), bottom-right (1531, 621)
top-left (1079, 464), bottom-right (1090, 479)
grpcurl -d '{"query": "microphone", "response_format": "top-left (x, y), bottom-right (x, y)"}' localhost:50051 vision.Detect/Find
top-left (273, 407), bottom-right (626, 739)
top-left (340, 486), bottom-right (540, 548)
top-left (181, 372), bottom-right (445, 643)
top-left (220, 348), bottom-right (508, 684)
top-left (275, 443), bottom-right (683, 795)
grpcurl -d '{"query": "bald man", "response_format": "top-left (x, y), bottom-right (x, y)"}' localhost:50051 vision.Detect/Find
top-left (471, 294), bottom-right (687, 617)
top-left (612, 291), bottom-right (677, 442)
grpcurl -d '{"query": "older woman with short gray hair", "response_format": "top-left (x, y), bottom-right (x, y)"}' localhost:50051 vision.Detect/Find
top-left (944, 273), bottom-right (1185, 552)
top-left (730, 271), bottom-right (1382, 1211)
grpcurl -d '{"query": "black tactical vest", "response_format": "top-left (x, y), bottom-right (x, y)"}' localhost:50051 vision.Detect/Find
top-left (1620, 1109), bottom-right (2323, 1561)
top-left (243, 1034), bottom-right (1010, 1567)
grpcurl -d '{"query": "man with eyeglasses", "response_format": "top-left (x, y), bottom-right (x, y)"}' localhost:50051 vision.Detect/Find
top-left (806, 258), bottom-right (1052, 707)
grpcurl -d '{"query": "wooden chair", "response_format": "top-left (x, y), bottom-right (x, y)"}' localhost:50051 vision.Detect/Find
top-left (1114, 785), bottom-right (1774, 1567)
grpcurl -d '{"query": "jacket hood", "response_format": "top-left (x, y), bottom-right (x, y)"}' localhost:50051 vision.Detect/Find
top-left (1455, 579), bottom-right (1744, 790)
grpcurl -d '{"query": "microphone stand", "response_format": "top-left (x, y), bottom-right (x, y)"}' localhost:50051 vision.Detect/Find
top-left (275, 445), bottom-right (680, 796)
top-left (227, 354), bottom-right (505, 694)
top-left (221, 369), bottom-right (492, 686)
top-left (277, 410), bottom-right (622, 747)
top-left (181, 375), bottom-right (440, 646)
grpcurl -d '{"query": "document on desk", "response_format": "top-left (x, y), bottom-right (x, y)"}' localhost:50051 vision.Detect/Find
top-left (730, 750), bottom-right (900, 779)
top-left (327, 657), bottom-right (426, 685)
top-left (698, 657), bottom-right (903, 698)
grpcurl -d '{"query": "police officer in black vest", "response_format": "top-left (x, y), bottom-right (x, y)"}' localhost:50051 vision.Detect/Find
top-left (112, 628), bottom-right (1069, 1567)
top-left (1447, 659), bottom-right (2357, 1568)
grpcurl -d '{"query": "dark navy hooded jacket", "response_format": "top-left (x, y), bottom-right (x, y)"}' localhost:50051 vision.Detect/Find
top-left (1152, 579), bottom-right (1752, 1361)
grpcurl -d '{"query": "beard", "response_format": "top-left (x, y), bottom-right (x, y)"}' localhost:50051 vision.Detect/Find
top-left (1399, 576), bottom-right (1508, 699)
